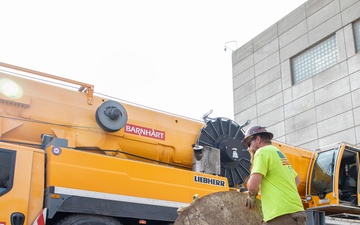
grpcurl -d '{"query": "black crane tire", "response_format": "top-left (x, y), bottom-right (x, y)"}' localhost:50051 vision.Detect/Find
top-left (54, 214), bottom-right (123, 225)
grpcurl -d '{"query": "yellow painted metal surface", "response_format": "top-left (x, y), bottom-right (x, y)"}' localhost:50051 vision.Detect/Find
top-left (0, 142), bottom-right (44, 225)
top-left (0, 71), bottom-right (204, 169)
top-left (46, 146), bottom-right (228, 203)
top-left (0, 64), bottom-right (226, 223)
top-left (272, 141), bottom-right (313, 199)
top-left (305, 144), bottom-right (360, 214)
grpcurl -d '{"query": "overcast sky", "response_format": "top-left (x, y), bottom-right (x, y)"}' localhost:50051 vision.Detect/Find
top-left (0, 0), bottom-right (307, 121)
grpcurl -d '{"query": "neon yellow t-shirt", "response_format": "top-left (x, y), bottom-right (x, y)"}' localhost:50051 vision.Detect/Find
top-left (251, 145), bottom-right (304, 222)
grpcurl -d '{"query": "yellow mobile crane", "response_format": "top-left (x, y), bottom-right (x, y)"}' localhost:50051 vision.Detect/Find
top-left (0, 62), bottom-right (359, 225)
top-left (0, 62), bottom-right (249, 225)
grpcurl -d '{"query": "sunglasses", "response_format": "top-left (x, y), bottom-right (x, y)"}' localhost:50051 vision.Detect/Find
top-left (247, 136), bottom-right (257, 148)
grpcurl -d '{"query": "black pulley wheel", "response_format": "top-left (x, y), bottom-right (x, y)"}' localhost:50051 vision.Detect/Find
top-left (198, 117), bottom-right (251, 187)
top-left (96, 100), bottom-right (128, 132)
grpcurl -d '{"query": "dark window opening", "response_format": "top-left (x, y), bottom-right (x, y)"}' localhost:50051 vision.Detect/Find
top-left (338, 149), bottom-right (358, 204)
top-left (0, 149), bottom-right (16, 196)
top-left (354, 20), bottom-right (360, 53)
top-left (310, 148), bottom-right (338, 199)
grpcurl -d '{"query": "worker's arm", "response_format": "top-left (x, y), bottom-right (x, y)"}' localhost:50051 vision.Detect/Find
top-left (245, 173), bottom-right (263, 209)
top-left (247, 173), bottom-right (263, 195)
top-left (295, 175), bottom-right (301, 186)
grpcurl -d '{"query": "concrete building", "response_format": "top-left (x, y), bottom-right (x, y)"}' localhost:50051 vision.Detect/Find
top-left (232, 0), bottom-right (360, 150)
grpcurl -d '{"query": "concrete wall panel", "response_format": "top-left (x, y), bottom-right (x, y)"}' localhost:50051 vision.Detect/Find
top-left (233, 67), bottom-right (254, 89)
top-left (235, 105), bottom-right (257, 124)
top-left (257, 79), bottom-right (282, 102)
top-left (305, 0), bottom-right (336, 17)
top-left (268, 121), bottom-right (286, 140)
top-left (254, 38), bottom-right (279, 64)
top-left (234, 79), bottom-right (255, 102)
top-left (343, 24), bottom-right (356, 57)
top-left (292, 78), bottom-right (314, 100)
top-left (283, 88), bottom-right (292, 105)
top-left (355, 125), bottom-right (360, 146)
top-left (253, 24), bottom-right (278, 51)
top-left (232, 55), bottom-right (254, 76)
top-left (319, 128), bottom-right (356, 146)
top-left (281, 60), bottom-right (292, 89)
top-left (256, 65), bottom-right (281, 89)
top-left (340, 0), bottom-right (359, 10)
top-left (348, 53), bottom-right (360, 74)
top-left (285, 109), bottom-right (317, 133)
top-left (308, 14), bottom-right (342, 45)
top-left (278, 5), bottom-right (307, 35)
top-left (255, 52), bottom-right (280, 76)
top-left (352, 89), bottom-right (360, 108)
top-left (257, 92), bottom-right (283, 116)
top-left (307, 0), bottom-right (340, 30)
top-left (258, 107), bottom-right (284, 127)
top-left (233, 41), bottom-right (253, 65)
top-left (300, 140), bottom-right (319, 151)
top-left (279, 34), bottom-right (309, 62)
top-left (350, 71), bottom-right (360, 90)
top-left (234, 92), bottom-right (256, 114)
top-left (336, 26), bottom-right (348, 62)
top-left (284, 93), bottom-right (315, 118)
top-left (286, 124), bottom-right (318, 146)
top-left (279, 20), bottom-right (308, 48)
top-left (317, 111), bottom-right (354, 137)
top-left (313, 61), bottom-right (349, 90)
top-left (314, 77), bottom-right (350, 106)
top-left (354, 107), bottom-right (360, 126)
top-left (315, 94), bottom-right (352, 121)
top-left (341, 1), bottom-right (360, 25)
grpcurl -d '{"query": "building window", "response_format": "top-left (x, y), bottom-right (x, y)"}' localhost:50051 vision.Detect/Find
top-left (354, 20), bottom-right (360, 53)
top-left (291, 35), bottom-right (338, 85)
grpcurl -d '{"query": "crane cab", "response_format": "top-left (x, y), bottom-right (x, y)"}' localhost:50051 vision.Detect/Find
top-left (307, 142), bottom-right (360, 219)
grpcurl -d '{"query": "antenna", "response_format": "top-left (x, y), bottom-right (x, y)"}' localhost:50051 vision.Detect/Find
top-left (224, 40), bottom-right (238, 52)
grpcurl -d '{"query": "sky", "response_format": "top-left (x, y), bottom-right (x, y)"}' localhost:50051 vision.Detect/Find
top-left (0, 0), bottom-right (307, 121)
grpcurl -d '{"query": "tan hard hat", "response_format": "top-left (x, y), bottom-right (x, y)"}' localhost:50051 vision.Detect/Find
top-left (242, 125), bottom-right (273, 146)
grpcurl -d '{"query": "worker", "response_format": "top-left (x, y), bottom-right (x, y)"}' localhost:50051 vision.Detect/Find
top-left (243, 125), bottom-right (306, 225)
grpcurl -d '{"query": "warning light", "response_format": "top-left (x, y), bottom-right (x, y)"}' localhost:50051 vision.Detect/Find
top-left (139, 219), bottom-right (146, 224)
top-left (51, 194), bottom-right (61, 199)
top-left (0, 78), bottom-right (23, 99)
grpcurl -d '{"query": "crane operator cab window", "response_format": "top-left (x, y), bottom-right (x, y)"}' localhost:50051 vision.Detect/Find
top-left (310, 145), bottom-right (359, 206)
top-left (338, 149), bottom-right (358, 204)
top-left (310, 149), bottom-right (337, 200)
top-left (0, 149), bottom-right (15, 196)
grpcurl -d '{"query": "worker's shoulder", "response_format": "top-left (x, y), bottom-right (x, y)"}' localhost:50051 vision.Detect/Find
top-left (260, 144), bottom-right (279, 152)
top-left (259, 145), bottom-right (287, 159)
